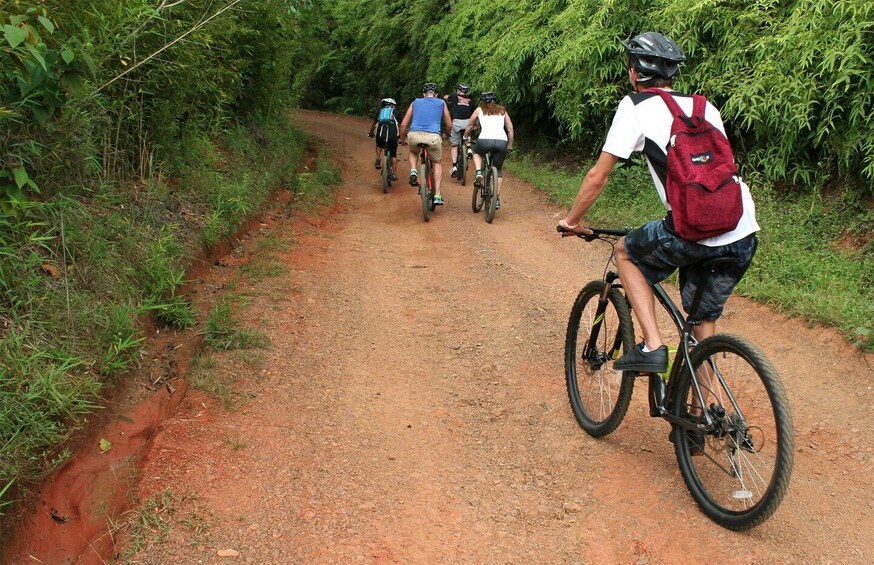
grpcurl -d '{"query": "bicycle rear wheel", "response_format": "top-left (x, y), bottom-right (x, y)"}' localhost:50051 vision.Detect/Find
top-left (565, 280), bottom-right (636, 437)
top-left (484, 165), bottom-right (499, 223)
top-left (382, 153), bottom-right (390, 193)
top-left (670, 334), bottom-right (793, 530)
top-left (420, 154), bottom-right (432, 221)
top-left (458, 145), bottom-right (468, 186)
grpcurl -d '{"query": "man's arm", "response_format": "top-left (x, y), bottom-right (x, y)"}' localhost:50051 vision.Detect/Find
top-left (442, 104), bottom-right (452, 136)
top-left (559, 152), bottom-right (620, 230)
top-left (399, 104), bottom-right (414, 142)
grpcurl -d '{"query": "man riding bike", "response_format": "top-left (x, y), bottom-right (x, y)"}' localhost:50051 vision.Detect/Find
top-left (444, 83), bottom-right (475, 179)
top-left (368, 97), bottom-right (401, 181)
top-left (400, 82), bottom-right (452, 205)
top-left (558, 32), bottom-right (760, 374)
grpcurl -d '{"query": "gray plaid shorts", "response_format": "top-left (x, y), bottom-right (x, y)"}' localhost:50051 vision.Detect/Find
top-left (624, 219), bottom-right (758, 321)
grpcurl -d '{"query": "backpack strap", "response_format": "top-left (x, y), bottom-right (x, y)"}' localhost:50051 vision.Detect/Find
top-left (648, 88), bottom-right (703, 128)
top-left (691, 94), bottom-right (707, 122)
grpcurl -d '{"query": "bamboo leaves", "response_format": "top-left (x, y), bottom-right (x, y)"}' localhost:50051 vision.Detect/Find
top-left (307, 0), bottom-right (873, 191)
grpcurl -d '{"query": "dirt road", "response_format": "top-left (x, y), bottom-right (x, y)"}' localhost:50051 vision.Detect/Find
top-left (90, 110), bottom-right (874, 563)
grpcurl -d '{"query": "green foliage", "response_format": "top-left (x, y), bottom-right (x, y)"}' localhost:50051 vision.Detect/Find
top-left (121, 488), bottom-right (177, 558)
top-left (0, 0), bottom-right (321, 506)
top-left (0, 119), bottom-right (310, 499)
top-left (1, 0), bottom-right (309, 211)
top-left (302, 0), bottom-right (874, 191)
top-left (290, 145), bottom-right (340, 211)
top-left (0, 326), bottom-right (101, 484)
top-left (203, 298), bottom-right (270, 351)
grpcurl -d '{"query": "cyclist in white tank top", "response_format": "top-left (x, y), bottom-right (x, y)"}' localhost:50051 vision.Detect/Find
top-left (477, 113), bottom-right (508, 141)
top-left (464, 92), bottom-right (515, 209)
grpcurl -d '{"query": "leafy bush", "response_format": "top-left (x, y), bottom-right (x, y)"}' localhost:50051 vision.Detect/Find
top-left (303, 0), bottom-right (874, 192)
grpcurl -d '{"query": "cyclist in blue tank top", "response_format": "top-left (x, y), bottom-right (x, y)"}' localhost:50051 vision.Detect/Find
top-left (400, 82), bottom-right (452, 205)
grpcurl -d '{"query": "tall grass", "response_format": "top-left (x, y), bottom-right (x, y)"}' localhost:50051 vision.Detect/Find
top-left (0, 121), bottom-right (310, 495)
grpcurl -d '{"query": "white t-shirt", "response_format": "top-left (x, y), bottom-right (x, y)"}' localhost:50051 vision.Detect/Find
top-left (602, 88), bottom-right (759, 247)
top-left (478, 112), bottom-right (508, 141)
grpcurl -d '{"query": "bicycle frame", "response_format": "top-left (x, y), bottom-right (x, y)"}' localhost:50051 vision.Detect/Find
top-left (562, 225), bottom-right (793, 529)
top-left (567, 228), bottom-right (729, 433)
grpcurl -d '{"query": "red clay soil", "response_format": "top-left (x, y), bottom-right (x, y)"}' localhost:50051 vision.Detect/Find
top-left (5, 109), bottom-right (874, 564)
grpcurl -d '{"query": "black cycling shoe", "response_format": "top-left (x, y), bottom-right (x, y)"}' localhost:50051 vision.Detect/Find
top-left (613, 342), bottom-right (668, 373)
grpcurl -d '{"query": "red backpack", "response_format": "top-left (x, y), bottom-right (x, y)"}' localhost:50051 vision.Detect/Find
top-left (649, 89), bottom-right (743, 241)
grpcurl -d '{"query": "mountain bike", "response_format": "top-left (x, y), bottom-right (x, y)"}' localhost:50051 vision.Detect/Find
top-left (559, 226), bottom-right (794, 530)
top-left (470, 148), bottom-right (499, 223)
top-left (416, 143), bottom-right (436, 221)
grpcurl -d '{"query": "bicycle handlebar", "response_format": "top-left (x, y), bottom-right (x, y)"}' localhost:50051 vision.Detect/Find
top-left (556, 225), bottom-right (630, 241)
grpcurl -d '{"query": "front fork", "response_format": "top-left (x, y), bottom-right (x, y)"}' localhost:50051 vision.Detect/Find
top-left (583, 273), bottom-right (623, 365)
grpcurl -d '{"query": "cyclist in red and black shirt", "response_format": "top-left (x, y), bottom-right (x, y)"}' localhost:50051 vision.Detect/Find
top-left (443, 83), bottom-right (475, 179)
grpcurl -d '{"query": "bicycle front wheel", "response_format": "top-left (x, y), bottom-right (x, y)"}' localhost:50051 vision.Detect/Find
top-left (484, 166), bottom-right (499, 223)
top-left (565, 280), bottom-right (636, 437)
top-left (671, 334), bottom-right (794, 530)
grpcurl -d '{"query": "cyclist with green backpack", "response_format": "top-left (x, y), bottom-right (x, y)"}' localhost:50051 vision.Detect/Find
top-left (558, 32), bottom-right (760, 374)
top-left (368, 98), bottom-right (401, 181)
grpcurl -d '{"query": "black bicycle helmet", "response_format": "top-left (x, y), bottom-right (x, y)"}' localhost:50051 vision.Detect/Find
top-left (422, 82), bottom-right (438, 94)
top-left (480, 91), bottom-right (498, 103)
top-left (457, 83), bottom-right (470, 93)
top-left (621, 32), bottom-right (686, 82)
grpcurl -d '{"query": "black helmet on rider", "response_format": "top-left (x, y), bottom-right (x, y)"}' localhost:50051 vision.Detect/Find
top-left (380, 98), bottom-right (396, 107)
top-left (457, 83), bottom-right (470, 94)
top-left (480, 91), bottom-right (498, 103)
top-left (422, 82), bottom-right (438, 94)
top-left (621, 32), bottom-right (686, 83)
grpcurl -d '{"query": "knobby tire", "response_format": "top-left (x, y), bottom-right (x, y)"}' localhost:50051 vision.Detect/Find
top-left (484, 165), bottom-right (499, 223)
top-left (670, 334), bottom-right (794, 530)
top-left (420, 153), bottom-right (432, 221)
top-left (382, 153), bottom-right (390, 193)
top-left (565, 280), bottom-right (636, 437)
top-left (459, 145), bottom-right (468, 186)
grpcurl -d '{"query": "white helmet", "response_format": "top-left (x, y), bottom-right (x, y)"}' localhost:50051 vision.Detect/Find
top-left (381, 98), bottom-right (397, 106)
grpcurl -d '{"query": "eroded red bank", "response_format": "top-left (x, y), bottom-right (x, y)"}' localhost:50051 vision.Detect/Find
top-left (2, 379), bottom-right (189, 564)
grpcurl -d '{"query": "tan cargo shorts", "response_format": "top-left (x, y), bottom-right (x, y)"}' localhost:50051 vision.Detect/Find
top-left (407, 131), bottom-right (443, 161)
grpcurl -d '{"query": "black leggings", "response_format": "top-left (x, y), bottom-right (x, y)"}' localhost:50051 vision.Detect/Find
top-left (474, 138), bottom-right (508, 176)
